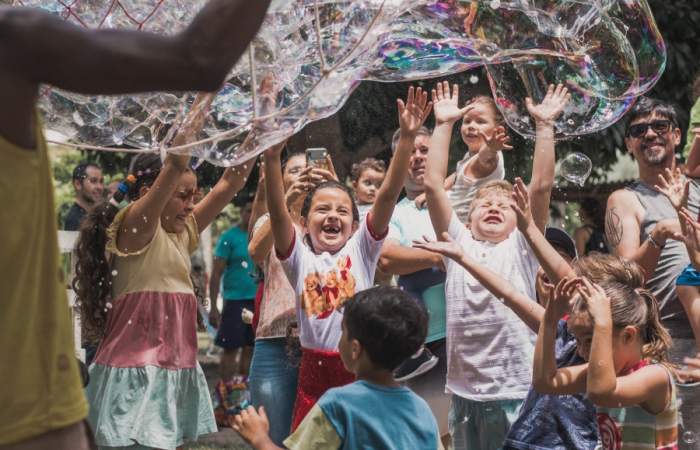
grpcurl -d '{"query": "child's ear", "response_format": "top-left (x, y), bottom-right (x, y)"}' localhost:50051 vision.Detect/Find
top-left (621, 325), bottom-right (638, 344)
top-left (351, 338), bottom-right (362, 361)
top-left (351, 221), bottom-right (359, 233)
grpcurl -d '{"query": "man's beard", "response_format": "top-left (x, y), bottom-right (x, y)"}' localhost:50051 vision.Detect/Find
top-left (642, 145), bottom-right (670, 165)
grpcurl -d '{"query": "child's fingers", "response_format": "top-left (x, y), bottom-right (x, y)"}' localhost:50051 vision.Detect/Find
top-left (397, 98), bottom-right (406, 116)
top-left (441, 231), bottom-right (453, 242)
top-left (406, 86), bottom-right (415, 107)
top-left (452, 83), bottom-right (459, 101)
top-left (259, 405), bottom-right (268, 422)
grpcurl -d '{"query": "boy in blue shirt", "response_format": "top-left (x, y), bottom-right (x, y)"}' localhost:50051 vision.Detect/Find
top-left (233, 285), bottom-right (440, 449)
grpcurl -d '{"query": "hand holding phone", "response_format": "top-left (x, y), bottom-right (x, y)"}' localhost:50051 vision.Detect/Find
top-left (306, 147), bottom-right (329, 171)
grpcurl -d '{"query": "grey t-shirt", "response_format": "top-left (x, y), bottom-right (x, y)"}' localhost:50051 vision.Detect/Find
top-left (625, 180), bottom-right (692, 339)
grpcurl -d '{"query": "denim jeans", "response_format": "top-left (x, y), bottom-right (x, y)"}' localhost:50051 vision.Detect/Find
top-left (248, 338), bottom-right (299, 446)
top-left (449, 395), bottom-right (524, 450)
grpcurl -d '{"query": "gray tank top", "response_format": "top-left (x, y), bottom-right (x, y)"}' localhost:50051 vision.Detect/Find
top-left (625, 181), bottom-right (692, 339)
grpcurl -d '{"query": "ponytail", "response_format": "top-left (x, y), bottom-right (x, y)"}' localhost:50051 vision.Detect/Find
top-left (637, 288), bottom-right (672, 365)
top-left (72, 201), bottom-right (119, 344)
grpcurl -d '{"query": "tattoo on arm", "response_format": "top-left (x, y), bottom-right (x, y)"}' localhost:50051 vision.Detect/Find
top-left (605, 207), bottom-right (623, 250)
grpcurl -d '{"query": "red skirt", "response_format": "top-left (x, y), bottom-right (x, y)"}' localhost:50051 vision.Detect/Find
top-left (290, 347), bottom-right (355, 431)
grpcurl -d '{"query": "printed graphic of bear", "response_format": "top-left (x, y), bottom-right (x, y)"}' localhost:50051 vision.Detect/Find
top-left (302, 272), bottom-right (324, 316)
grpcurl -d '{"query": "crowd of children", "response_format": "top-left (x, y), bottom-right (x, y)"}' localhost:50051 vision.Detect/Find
top-left (7, 2), bottom-right (700, 444)
top-left (61, 75), bottom-right (700, 450)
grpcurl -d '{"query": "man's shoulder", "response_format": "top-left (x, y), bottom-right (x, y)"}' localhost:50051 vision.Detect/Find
top-left (607, 187), bottom-right (642, 212)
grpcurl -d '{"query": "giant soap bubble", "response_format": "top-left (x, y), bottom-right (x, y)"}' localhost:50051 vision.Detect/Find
top-left (12, 0), bottom-right (666, 165)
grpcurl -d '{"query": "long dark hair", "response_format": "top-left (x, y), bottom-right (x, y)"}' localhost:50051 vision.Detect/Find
top-left (73, 153), bottom-right (163, 341)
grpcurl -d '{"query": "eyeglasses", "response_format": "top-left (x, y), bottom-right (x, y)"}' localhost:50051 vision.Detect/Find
top-left (626, 120), bottom-right (673, 138)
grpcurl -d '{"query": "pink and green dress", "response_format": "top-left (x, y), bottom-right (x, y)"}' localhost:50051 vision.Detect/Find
top-left (86, 206), bottom-right (216, 449)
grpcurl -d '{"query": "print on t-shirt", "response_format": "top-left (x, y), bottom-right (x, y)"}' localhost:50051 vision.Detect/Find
top-left (303, 256), bottom-right (357, 319)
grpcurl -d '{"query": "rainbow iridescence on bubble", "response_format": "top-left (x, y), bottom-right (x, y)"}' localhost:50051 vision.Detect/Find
top-left (12, 0), bottom-right (666, 165)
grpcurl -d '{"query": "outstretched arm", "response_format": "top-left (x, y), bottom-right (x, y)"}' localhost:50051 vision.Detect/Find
top-left (117, 93), bottom-right (210, 253)
top-left (512, 177), bottom-right (575, 282)
top-left (194, 160), bottom-right (255, 232)
top-left (582, 279), bottom-right (670, 411)
top-left (414, 233), bottom-right (543, 332)
top-left (525, 84), bottom-right (570, 232)
top-left (264, 141), bottom-right (295, 257)
top-left (0, 1), bottom-right (270, 149)
top-left (2, 1), bottom-right (270, 94)
top-left (425, 81), bottom-right (470, 237)
top-left (370, 86), bottom-right (432, 234)
top-left (533, 277), bottom-right (588, 395)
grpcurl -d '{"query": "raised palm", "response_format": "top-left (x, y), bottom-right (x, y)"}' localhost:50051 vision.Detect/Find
top-left (397, 86), bottom-right (432, 134)
top-left (510, 177), bottom-right (533, 231)
top-left (525, 84), bottom-right (571, 124)
top-left (432, 81), bottom-right (470, 125)
top-left (655, 167), bottom-right (688, 210)
top-left (413, 232), bottom-right (464, 261)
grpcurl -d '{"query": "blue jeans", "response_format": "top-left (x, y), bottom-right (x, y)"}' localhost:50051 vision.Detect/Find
top-left (449, 395), bottom-right (524, 450)
top-left (248, 338), bottom-right (299, 445)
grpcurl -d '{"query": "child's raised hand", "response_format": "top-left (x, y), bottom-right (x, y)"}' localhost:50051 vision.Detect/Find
top-left (231, 405), bottom-right (273, 448)
top-left (478, 127), bottom-right (513, 153)
top-left (511, 177), bottom-right (533, 231)
top-left (397, 86), bottom-right (432, 134)
top-left (654, 167), bottom-right (688, 211)
top-left (431, 81), bottom-right (470, 126)
top-left (412, 231), bottom-right (464, 262)
top-left (525, 84), bottom-right (571, 125)
top-left (264, 139), bottom-right (287, 159)
top-left (577, 278), bottom-right (612, 326)
top-left (549, 276), bottom-right (581, 321)
top-left (680, 208), bottom-right (700, 248)
top-left (285, 167), bottom-right (314, 208)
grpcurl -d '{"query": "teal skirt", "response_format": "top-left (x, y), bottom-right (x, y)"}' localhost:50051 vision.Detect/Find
top-left (86, 363), bottom-right (217, 449)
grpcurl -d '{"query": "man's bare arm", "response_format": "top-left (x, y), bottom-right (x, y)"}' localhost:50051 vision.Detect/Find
top-left (0, 1), bottom-right (270, 148)
top-left (606, 189), bottom-right (674, 280)
top-left (2, 1), bottom-right (270, 94)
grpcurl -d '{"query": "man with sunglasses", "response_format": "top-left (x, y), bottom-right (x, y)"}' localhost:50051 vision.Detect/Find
top-left (605, 96), bottom-right (700, 446)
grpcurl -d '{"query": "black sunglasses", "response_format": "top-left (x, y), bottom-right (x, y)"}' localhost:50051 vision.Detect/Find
top-left (626, 120), bottom-right (673, 138)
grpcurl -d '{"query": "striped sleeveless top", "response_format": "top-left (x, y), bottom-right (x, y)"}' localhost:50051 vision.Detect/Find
top-left (596, 362), bottom-right (678, 450)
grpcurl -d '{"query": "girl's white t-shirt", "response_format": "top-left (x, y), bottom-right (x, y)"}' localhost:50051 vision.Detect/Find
top-left (444, 212), bottom-right (540, 401)
top-left (279, 219), bottom-right (386, 351)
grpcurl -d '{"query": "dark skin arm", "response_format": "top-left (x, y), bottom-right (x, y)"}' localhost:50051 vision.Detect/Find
top-left (0, 0), bottom-right (271, 149)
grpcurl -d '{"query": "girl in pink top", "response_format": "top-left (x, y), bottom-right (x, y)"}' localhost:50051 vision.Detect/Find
top-left (74, 95), bottom-right (254, 449)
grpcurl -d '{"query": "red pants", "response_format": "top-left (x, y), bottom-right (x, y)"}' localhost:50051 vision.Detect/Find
top-left (290, 347), bottom-right (355, 431)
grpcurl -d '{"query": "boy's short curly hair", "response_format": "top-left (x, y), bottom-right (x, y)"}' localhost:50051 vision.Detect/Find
top-left (350, 157), bottom-right (386, 183)
top-left (343, 286), bottom-right (428, 371)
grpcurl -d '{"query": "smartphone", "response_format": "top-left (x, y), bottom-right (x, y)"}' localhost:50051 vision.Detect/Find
top-left (306, 147), bottom-right (329, 170)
